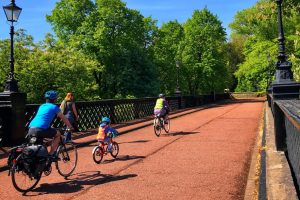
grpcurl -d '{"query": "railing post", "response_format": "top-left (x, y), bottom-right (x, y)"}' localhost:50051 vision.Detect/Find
top-left (0, 92), bottom-right (26, 146)
top-left (273, 103), bottom-right (287, 150)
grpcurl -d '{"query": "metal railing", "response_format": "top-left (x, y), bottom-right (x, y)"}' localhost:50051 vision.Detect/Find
top-left (0, 93), bottom-right (230, 146)
top-left (23, 94), bottom-right (229, 131)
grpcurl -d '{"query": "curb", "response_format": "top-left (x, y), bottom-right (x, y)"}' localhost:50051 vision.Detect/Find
top-left (244, 102), bottom-right (265, 200)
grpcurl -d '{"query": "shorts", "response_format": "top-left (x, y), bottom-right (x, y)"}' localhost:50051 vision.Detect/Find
top-left (28, 127), bottom-right (57, 138)
top-left (154, 108), bottom-right (166, 117)
top-left (98, 136), bottom-right (110, 144)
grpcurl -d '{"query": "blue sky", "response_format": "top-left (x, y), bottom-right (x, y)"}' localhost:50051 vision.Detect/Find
top-left (0, 0), bottom-right (258, 42)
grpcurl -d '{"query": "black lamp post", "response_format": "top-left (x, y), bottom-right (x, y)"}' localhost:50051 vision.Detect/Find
top-left (174, 60), bottom-right (181, 96)
top-left (267, 53), bottom-right (272, 85)
top-left (269, 0), bottom-right (300, 100)
top-left (274, 0), bottom-right (293, 82)
top-left (3, 0), bottom-right (22, 92)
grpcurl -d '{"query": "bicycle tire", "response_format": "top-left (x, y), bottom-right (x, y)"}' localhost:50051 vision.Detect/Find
top-left (56, 142), bottom-right (78, 177)
top-left (92, 146), bottom-right (104, 164)
top-left (154, 118), bottom-right (161, 137)
top-left (11, 154), bottom-right (41, 193)
top-left (110, 142), bottom-right (119, 158)
top-left (163, 116), bottom-right (170, 133)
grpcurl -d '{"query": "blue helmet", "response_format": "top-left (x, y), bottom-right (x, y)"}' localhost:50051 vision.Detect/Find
top-left (44, 90), bottom-right (58, 100)
top-left (101, 117), bottom-right (110, 123)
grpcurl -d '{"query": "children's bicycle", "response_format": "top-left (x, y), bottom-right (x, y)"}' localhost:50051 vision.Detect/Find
top-left (92, 133), bottom-right (119, 164)
top-left (153, 114), bottom-right (170, 137)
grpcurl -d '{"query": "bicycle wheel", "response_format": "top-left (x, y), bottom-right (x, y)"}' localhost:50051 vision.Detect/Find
top-left (154, 118), bottom-right (161, 137)
top-left (92, 146), bottom-right (104, 164)
top-left (163, 116), bottom-right (170, 133)
top-left (110, 142), bottom-right (119, 158)
top-left (11, 154), bottom-right (41, 193)
top-left (55, 142), bottom-right (78, 177)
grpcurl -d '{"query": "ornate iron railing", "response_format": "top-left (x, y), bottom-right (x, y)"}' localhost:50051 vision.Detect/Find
top-left (0, 93), bottom-right (230, 146)
top-left (24, 94), bottom-right (229, 131)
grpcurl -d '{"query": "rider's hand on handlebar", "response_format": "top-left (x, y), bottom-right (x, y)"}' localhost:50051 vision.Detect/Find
top-left (68, 126), bottom-right (75, 132)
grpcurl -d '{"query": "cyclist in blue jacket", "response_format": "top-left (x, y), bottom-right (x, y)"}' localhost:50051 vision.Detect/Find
top-left (28, 90), bottom-right (74, 158)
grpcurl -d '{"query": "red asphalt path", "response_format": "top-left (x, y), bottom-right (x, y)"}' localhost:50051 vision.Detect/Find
top-left (0, 99), bottom-right (264, 200)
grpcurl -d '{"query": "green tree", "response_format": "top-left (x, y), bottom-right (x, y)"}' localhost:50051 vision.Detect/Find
top-left (180, 8), bottom-right (228, 95)
top-left (153, 20), bottom-right (184, 95)
top-left (234, 38), bottom-right (277, 92)
top-left (19, 35), bottom-right (98, 103)
top-left (0, 29), bottom-right (34, 92)
top-left (0, 31), bottom-right (98, 103)
top-left (224, 33), bottom-right (247, 90)
top-left (230, 0), bottom-right (300, 91)
top-left (48, 0), bottom-right (159, 98)
top-left (46, 0), bottom-right (95, 43)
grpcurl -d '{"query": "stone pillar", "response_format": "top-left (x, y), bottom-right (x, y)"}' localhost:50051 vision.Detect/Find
top-left (0, 92), bottom-right (26, 146)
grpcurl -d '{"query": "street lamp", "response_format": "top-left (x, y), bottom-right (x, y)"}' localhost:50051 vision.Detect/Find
top-left (3, 0), bottom-right (22, 92)
top-left (274, 0), bottom-right (293, 82)
top-left (174, 60), bottom-right (181, 96)
top-left (267, 53), bottom-right (272, 85)
top-left (269, 0), bottom-right (300, 100)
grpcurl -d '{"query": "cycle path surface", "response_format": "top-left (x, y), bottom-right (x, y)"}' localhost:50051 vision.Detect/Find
top-left (0, 98), bottom-right (264, 200)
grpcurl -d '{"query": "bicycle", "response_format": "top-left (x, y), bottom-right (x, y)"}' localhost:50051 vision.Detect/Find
top-left (92, 132), bottom-right (119, 164)
top-left (7, 128), bottom-right (78, 193)
top-left (153, 114), bottom-right (170, 137)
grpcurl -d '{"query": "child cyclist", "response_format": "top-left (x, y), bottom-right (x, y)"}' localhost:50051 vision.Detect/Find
top-left (96, 117), bottom-right (118, 152)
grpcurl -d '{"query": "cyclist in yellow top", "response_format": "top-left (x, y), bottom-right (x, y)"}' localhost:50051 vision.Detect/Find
top-left (154, 94), bottom-right (170, 121)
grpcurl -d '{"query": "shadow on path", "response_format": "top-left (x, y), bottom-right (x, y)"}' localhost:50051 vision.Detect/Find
top-left (102, 155), bottom-right (146, 164)
top-left (24, 171), bottom-right (137, 196)
top-left (162, 131), bottom-right (199, 137)
top-left (119, 140), bottom-right (150, 144)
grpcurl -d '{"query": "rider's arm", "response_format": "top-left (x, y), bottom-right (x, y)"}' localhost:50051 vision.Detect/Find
top-left (57, 111), bottom-right (73, 130)
top-left (163, 100), bottom-right (170, 110)
top-left (108, 127), bottom-right (118, 137)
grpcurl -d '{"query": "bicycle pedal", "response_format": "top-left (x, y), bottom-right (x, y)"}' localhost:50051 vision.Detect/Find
top-left (44, 166), bottom-right (52, 176)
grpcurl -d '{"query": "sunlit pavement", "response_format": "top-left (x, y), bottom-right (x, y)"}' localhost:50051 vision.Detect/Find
top-left (0, 98), bottom-right (264, 200)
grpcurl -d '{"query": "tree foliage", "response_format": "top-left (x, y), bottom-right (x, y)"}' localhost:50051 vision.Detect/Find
top-left (180, 8), bottom-right (229, 95)
top-left (0, 0), bottom-right (244, 102)
top-left (47, 0), bottom-right (159, 98)
top-left (153, 20), bottom-right (184, 95)
top-left (230, 0), bottom-right (300, 92)
top-left (0, 30), bottom-right (97, 103)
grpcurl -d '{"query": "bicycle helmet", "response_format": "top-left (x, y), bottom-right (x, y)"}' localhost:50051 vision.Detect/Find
top-left (44, 90), bottom-right (58, 100)
top-left (158, 93), bottom-right (165, 98)
top-left (101, 117), bottom-right (111, 123)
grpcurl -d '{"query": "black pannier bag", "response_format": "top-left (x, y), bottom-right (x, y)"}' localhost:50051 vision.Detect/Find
top-left (22, 145), bottom-right (48, 177)
top-left (7, 146), bottom-right (24, 168)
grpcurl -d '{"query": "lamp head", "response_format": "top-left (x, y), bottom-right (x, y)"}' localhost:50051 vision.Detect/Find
top-left (3, 1), bottom-right (22, 22)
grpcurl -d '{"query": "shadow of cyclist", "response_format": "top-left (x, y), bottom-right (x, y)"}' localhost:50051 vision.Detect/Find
top-left (24, 171), bottom-right (137, 196)
top-left (161, 131), bottom-right (199, 137)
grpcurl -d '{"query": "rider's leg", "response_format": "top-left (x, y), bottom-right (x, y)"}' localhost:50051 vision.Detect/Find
top-left (49, 130), bottom-right (61, 155)
top-left (160, 109), bottom-right (167, 123)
